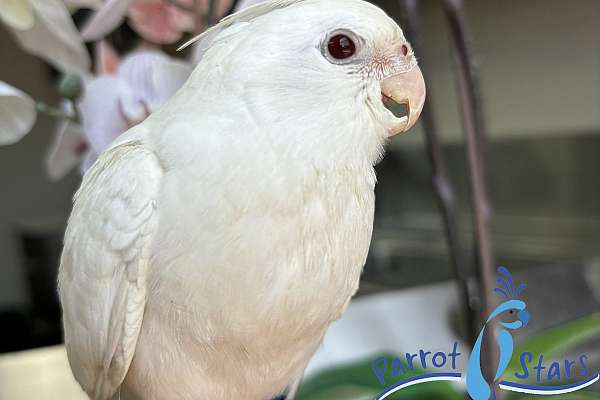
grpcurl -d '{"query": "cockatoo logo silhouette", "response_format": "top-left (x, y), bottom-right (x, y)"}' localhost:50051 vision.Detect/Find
top-left (466, 267), bottom-right (530, 400)
top-left (372, 266), bottom-right (598, 400)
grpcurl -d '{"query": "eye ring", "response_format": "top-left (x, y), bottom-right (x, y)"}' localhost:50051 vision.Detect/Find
top-left (322, 30), bottom-right (361, 64)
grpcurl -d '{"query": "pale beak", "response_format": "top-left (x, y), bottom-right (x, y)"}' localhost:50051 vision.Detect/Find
top-left (380, 65), bottom-right (426, 136)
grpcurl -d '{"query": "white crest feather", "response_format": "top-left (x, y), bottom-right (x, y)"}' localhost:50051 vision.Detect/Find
top-left (177, 0), bottom-right (308, 51)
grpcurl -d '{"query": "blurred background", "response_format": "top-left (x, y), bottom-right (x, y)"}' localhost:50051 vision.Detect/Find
top-left (0, 0), bottom-right (598, 399)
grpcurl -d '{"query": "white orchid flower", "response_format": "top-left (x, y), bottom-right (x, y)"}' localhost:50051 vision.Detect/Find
top-left (45, 47), bottom-right (193, 179)
top-left (81, 49), bottom-right (192, 155)
top-left (45, 101), bottom-right (88, 180)
top-left (0, 0), bottom-right (35, 30)
top-left (0, 81), bottom-right (37, 146)
top-left (0, 0), bottom-right (90, 74)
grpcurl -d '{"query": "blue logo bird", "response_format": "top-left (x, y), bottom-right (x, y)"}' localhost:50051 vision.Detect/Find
top-left (467, 267), bottom-right (530, 400)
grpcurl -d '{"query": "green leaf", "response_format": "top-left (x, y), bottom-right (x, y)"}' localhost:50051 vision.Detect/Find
top-left (296, 354), bottom-right (463, 400)
top-left (505, 313), bottom-right (600, 377)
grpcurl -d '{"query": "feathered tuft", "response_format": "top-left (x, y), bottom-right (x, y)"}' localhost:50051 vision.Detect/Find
top-left (178, 0), bottom-right (309, 51)
top-left (494, 266), bottom-right (527, 300)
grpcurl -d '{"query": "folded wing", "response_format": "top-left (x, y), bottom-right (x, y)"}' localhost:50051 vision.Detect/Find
top-left (59, 140), bottom-right (162, 399)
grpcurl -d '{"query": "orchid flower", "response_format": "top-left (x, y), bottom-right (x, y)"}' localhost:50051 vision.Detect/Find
top-left (82, 0), bottom-right (233, 45)
top-left (128, 0), bottom-right (195, 44)
top-left (0, 81), bottom-right (37, 146)
top-left (83, 0), bottom-right (190, 44)
top-left (45, 102), bottom-right (89, 180)
top-left (0, 0), bottom-right (90, 74)
top-left (46, 44), bottom-right (193, 179)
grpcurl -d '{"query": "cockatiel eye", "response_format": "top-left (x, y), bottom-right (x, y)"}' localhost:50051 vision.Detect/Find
top-left (323, 30), bottom-right (360, 63)
top-left (328, 34), bottom-right (356, 59)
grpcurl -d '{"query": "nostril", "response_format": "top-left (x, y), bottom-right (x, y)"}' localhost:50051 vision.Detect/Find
top-left (401, 44), bottom-right (409, 56)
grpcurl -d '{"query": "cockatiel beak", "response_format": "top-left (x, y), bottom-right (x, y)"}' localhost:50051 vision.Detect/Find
top-left (380, 65), bottom-right (426, 136)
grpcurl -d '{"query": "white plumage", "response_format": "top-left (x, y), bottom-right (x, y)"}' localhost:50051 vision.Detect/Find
top-left (58, 0), bottom-right (425, 399)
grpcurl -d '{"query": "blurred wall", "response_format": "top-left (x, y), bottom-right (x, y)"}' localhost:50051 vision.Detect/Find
top-left (386, 0), bottom-right (600, 146)
top-left (369, 0), bottom-right (600, 288)
top-left (0, 27), bottom-right (80, 310)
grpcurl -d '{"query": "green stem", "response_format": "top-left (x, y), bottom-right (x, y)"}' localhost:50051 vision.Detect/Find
top-left (36, 102), bottom-right (78, 123)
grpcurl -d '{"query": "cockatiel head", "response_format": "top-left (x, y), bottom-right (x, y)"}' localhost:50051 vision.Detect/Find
top-left (175, 0), bottom-right (425, 165)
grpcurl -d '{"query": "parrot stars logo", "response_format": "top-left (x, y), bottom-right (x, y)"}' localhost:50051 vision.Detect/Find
top-left (466, 267), bottom-right (530, 400)
top-left (371, 267), bottom-right (599, 400)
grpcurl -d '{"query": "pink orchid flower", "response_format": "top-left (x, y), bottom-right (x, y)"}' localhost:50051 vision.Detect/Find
top-left (128, 0), bottom-right (195, 44)
top-left (83, 0), bottom-right (232, 45)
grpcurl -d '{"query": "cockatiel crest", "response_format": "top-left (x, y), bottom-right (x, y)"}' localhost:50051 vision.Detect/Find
top-left (59, 1), bottom-right (425, 399)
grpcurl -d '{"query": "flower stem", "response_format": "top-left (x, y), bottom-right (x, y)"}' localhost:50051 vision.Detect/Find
top-left (36, 102), bottom-right (78, 123)
top-left (441, 0), bottom-right (499, 395)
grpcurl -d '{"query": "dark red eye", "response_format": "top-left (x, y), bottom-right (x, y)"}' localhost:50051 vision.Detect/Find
top-left (327, 34), bottom-right (356, 60)
top-left (401, 44), bottom-right (409, 56)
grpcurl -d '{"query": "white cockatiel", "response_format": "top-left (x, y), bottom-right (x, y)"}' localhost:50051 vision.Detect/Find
top-left (58, 0), bottom-right (426, 399)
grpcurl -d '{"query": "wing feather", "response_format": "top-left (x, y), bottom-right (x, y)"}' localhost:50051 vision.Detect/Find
top-left (59, 140), bottom-right (162, 400)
